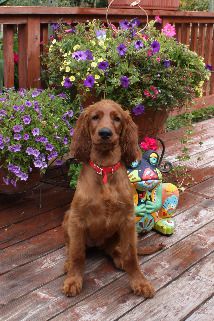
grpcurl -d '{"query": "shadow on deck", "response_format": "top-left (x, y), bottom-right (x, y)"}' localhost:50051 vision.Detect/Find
top-left (0, 119), bottom-right (213, 321)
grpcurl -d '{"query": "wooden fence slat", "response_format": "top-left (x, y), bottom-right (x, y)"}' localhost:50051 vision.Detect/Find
top-left (3, 25), bottom-right (14, 88)
top-left (181, 23), bottom-right (191, 46)
top-left (26, 17), bottom-right (41, 88)
top-left (18, 24), bottom-right (27, 88)
top-left (198, 23), bottom-right (206, 57)
top-left (190, 23), bottom-right (198, 52)
top-left (175, 23), bottom-right (182, 43)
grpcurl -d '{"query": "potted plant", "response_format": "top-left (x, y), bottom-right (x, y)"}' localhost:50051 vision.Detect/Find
top-left (43, 17), bottom-right (210, 139)
top-left (0, 88), bottom-right (78, 193)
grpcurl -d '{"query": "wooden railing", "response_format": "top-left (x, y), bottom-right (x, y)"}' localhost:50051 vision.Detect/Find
top-left (0, 6), bottom-right (214, 97)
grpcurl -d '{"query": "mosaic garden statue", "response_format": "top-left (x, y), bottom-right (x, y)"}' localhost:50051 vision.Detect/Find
top-left (127, 137), bottom-right (179, 235)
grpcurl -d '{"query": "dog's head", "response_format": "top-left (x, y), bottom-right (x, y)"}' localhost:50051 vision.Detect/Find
top-left (70, 100), bottom-right (139, 165)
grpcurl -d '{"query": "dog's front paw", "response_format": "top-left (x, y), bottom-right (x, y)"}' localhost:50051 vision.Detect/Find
top-left (130, 277), bottom-right (155, 298)
top-left (62, 276), bottom-right (83, 297)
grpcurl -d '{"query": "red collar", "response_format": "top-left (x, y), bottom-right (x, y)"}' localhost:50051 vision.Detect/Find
top-left (89, 160), bottom-right (122, 184)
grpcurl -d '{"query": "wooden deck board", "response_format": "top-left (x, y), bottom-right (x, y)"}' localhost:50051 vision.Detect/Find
top-left (0, 119), bottom-right (213, 321)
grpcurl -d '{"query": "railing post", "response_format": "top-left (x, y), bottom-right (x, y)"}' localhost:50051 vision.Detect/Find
top-left (18, 24), bottom-right (27, 88)
top-left (26, 17), bottom-right (41, 88)
top-left (3, 25), bottom-right (14, 88)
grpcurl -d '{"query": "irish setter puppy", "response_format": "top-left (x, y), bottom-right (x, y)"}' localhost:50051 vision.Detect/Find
top-left (62, 99), bottom-right (155, 298)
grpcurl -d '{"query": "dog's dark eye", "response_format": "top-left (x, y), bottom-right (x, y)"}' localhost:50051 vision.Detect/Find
top-left (92, 115), bottom-right (99, 121)
top-left (114, 116), bottom-right (121, 122)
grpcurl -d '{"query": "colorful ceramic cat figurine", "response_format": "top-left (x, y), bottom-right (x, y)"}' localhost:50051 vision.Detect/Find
top-left (127, 143), bottom-right (179, 235)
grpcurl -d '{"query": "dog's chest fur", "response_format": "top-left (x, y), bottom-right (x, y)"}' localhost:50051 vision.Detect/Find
top-left (77, 171), bottom-right (134, 246)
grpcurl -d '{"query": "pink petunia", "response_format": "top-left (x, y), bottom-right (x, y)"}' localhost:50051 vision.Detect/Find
top-left (155, 16), bottom-right (162, 24)
top-left (162, 23), bottom-right (176, 37)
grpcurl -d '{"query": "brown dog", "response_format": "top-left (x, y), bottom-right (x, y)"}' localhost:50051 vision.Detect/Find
top-left (62, 100), bottom-right (155, 298)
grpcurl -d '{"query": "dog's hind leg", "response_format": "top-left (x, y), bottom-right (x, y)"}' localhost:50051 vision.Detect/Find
top-left (103, 233), bottom-right (124, 270)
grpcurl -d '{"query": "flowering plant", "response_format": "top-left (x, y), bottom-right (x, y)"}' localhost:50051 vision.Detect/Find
top-left (140, 137), bottom-right (158, 151)
top-left (0, 88), bottom-right (78, 186)
top-left (43, 18), bottom-right (210, 115)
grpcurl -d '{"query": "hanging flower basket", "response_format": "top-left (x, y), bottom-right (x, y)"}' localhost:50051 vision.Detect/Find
top-left (0, 167), bottom-right (41, 195)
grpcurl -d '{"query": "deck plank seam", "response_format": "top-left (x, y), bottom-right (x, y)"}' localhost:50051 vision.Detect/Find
top-left (181, 293), bottom-right (214, 321)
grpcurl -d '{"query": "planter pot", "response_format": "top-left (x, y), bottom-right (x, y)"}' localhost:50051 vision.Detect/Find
top-left (132, 108), bottom-right (168, 141)
top-left (108, 0), bottom-right (179, 10)
top-left (0, 168), bottom-right (41, 195)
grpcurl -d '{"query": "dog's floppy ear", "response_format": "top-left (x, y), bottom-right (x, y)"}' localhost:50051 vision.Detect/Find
top-left (70, 109), bottom-right (92, 162)
top-left (120, 110), bottom-right (139, 166)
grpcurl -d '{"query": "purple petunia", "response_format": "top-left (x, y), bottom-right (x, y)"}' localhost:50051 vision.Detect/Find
top-left (63, 78), bottom-right (72, 89)
top-left (130, 18), bottom-right (141, 28)
top-left (0, 109), bottom-right (7, 118)
top-left (23, 133), bottom-right (30, 141)
top-left (51, 23), bottom-right (60, 31)
top-left (49, 94), bottom-right (55, 100)
top-left (85, 50), bottom-right (94, 61)
top-left (70, 128), bottom-right (74, 136)
top-left (120, 76), bottom-right (130, 88)
top-left (98, 61), bottom-right (109, 70)
top-left (55, 159), bottom-right (63, 166)
top-left (205, 64), bottom-right (212, 71)
top-left (63, 137), bottom-right (69, 145)
top-left (84, 75), bottom-right (95, 88)
top-left (96, 30), bottom-right (106, 40)
top-left (22, 115), bottom-right (31, 125)
top-left (163, 60), bottom-right (171, 68)
top-left (45, 143), bottom-right (54, 151)
top-left (26, 147), bottom-right (40, 158)
top-left (8, 144), bottom-right (21, 152)
top-left (8, 164), bottom-right (20, 174)
top-left (33, 159), bottom-right (44, 169)
top-left (0, 142), bottom-right (4, 150)
top-left (35, 136), bottom-right (48, 144)
top-left (32, 90), bottom-right (41, 98)
top-left (13, 124), bottom-right (23, 133)
top-left (32, 128), bottom-right (40, 136)
top-left (25, 101), bottom-right (32, 107)
top-left (58, 93), bottom-right (67, 99)
top-left (117, 44), bottom-right (127, 56)
top-left (134, 40), bottom-right (143, 50)
top-left (17, 171), bottom-right (28, 181)
top-left (151, 40), bottom-right (160, 53)
top-left (72, 50), bottom-right (87, 61)
top-left (132, 104), bottom-right (145, 116)
top-left (0, 97), bottom-right (6, 102)
top-left (119, 20), bottom-right (130, 30)
top-left (13, 105), bottom-right (20, 111)
top-left (14, 133), bottom-right (22, 141)
top-left (47, 151), bottom-right (58, 160)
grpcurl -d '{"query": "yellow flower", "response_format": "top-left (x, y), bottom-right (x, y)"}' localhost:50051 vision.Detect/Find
top-left (60, 66), bottom-right (64, 71)
top-left (69, 76), bottom-right (75, 81)
top-left (91, 62), bottom-right (97, 68)
top-left (95, 75), bottom-right (100, 80)
top-left (98, 58), bottom-right (103, 63)
top-left (49, 45), bottom-right (53, 52)
top-left (73, 44), bottom-right (80, 51)
top-left (65, 66), bottom-right (70, 73)
top-left (90, 40), bottom-right (96, 46)
top-left (63, 53), bottom-right (68, 57)
top-left (52, 39), bottom-right (56, 44)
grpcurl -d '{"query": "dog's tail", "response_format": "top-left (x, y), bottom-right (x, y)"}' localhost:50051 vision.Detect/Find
top-left (137, 243), bottom-right (165, 255)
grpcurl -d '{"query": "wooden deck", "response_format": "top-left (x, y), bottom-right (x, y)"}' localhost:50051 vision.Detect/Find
top-left (0, 119), bottom-right (213, 321)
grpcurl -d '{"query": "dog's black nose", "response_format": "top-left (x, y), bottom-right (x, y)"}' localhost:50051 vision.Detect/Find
top-left (98, 127), bottom-right (113, 139)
